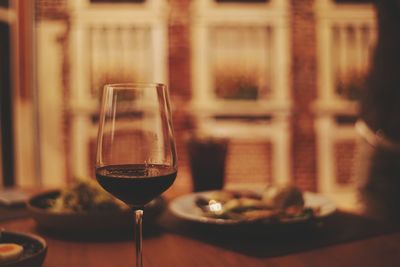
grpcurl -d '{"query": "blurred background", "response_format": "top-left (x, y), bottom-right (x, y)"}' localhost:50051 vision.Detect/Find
top-left (0, 0), bottom-right (377, 207)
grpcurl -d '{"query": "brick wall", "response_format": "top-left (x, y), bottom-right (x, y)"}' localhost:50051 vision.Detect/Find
top-left (225, 142), bottom-right (273, 185)
top-left (291, 0), bottom-right (318, 191)
top-left (35, 0), bottom-right (68, 20)
top-left (335, 141), bottom-right (357, 185)
top-left (169, 0), bottom-right (192, 101)
top-left (168, 0), bottom-right (193, 189)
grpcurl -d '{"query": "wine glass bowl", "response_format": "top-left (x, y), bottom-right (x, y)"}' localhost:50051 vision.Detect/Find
top-left (96, 164), bottom-right (177, 208)
top-left (95, 83), bottom-right (177, 267)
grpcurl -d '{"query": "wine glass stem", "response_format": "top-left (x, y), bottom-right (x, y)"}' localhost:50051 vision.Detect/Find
top-left (135, 209), bottom-right (143, 267)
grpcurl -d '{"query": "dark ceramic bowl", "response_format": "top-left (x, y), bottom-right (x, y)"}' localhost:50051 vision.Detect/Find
top-left (0, 231), bottom-right (47, 267)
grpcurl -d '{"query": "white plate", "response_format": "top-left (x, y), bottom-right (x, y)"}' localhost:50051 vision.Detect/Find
top-left (169, 190), bottom-right (336, 225)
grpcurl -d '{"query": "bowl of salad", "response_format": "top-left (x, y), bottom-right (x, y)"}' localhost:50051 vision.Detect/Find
top-left (27, 179), bottom-right (166, 233)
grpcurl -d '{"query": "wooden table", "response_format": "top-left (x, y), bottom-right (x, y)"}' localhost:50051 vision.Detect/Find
top-left (1, 190), bottom-right (400, 267)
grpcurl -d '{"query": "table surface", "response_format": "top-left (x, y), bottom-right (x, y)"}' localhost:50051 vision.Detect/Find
top-left (1, 188), bottom-right (400, 267)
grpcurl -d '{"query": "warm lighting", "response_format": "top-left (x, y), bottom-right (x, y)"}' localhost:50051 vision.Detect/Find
top-left (208, 200), bottom-right (223, 213)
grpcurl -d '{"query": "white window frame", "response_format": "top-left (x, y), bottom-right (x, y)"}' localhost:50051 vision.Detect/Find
top-left (36, 21), bottom-right (69, 186)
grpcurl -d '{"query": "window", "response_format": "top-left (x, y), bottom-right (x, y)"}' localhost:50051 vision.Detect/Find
top-left (315, 0), bottom-right (377, 195)
top-left (192, 0), bottom-right (291, 116)
top-left (36, 0), bottom-right (169, 180)
top-left (316, 0), bottom-right (377, 105)
top-left (88, 26), bottom-right (154, 100)
top-left (332, 24), bottom-right (375, 101)
top-left (211, 26), bottom-right (272, 101)
top-left (191, 0), bottom-right (291, 185)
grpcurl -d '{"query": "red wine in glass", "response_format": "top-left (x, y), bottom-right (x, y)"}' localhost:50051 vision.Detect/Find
top-left (96, 164), bottom-right (177, 208)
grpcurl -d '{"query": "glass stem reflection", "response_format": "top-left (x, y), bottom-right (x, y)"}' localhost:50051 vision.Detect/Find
top-left (134, 209), bottom-right (143, 267)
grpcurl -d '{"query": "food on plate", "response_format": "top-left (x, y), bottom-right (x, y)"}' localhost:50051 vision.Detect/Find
top-left (0, 243), bottom-right (23, 263)
top-left (47, 179), bottom-right (128, 212)
top-left (195, 185), bottom-right (314, 222)
top-left (262, 184), bottom-right (304, 209)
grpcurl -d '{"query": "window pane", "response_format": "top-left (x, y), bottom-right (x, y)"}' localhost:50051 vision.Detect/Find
top-left (332, 24), bottom-right (375, 100)
top-left (88, 26), bottom-right (152, 98)
top-left (210, 26), bottom-right (272, 101)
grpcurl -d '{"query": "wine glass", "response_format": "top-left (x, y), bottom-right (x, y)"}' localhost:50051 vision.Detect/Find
top-left (95, 83), bottom-right (177, 267)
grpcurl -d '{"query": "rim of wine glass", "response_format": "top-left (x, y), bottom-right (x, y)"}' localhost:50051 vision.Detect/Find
top-left (104, 83), bottom-right (166, 89)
